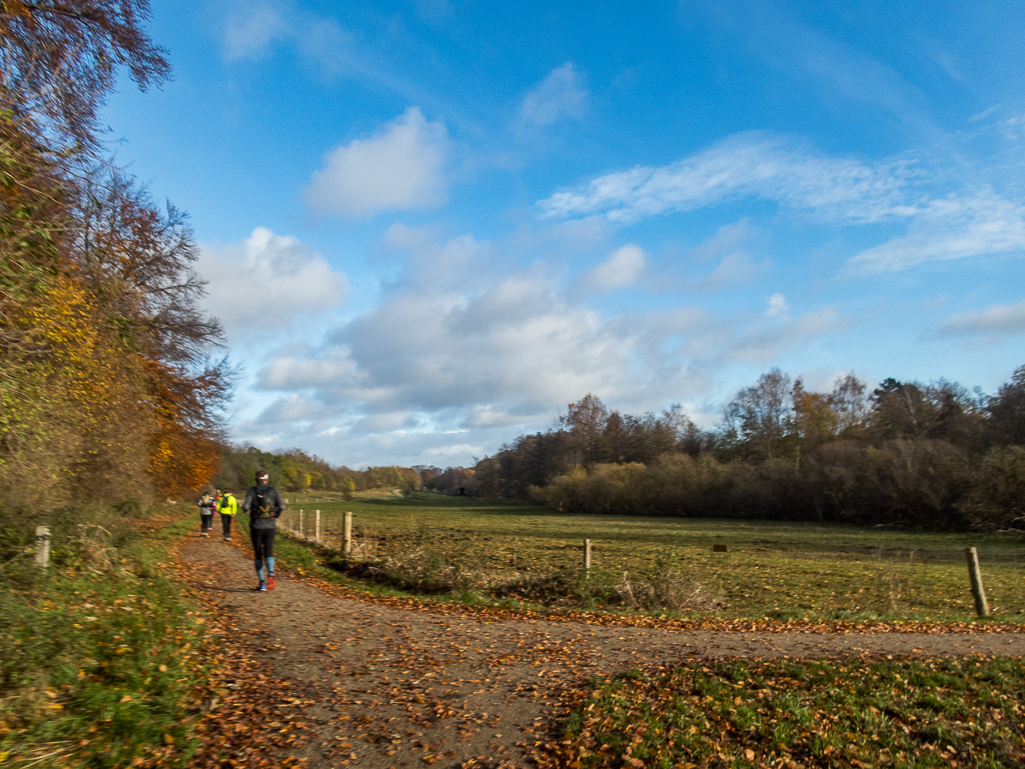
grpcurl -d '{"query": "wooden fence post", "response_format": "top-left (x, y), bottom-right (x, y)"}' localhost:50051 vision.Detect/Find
top-left (965, 547), bottom-right (990, 618)
top-left (315, 510), bottom-right (321, 542)
top-left (584, 538), bottom-right (592, 571)
top-left (299, 509), bottom-right (304, 538)
top-left (344, 511), bottom-right (353, 556)
top-left (34, 526), bottom-right (51, 568)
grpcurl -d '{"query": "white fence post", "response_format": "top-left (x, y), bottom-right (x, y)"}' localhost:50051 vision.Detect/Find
top-left (35, 526), bottom-right (51, 568)
top-left (315, 510), bottom-right (321, 542)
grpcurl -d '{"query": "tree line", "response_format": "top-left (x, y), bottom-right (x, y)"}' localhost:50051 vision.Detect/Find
top-left (468, 367), bottom-right (1025, 530)
top-left (210, 445), bottom-right (433, 498)
top-left (210, 444), bottom-right (480, 498)
top-left (1, 1), bottom-right (230, 522)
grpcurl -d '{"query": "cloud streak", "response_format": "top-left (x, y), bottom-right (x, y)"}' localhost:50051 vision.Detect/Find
top-left (538, 132), bottom-right (919, 225)
top-left (935, 300), bottom-right (1025, 339)
top-left (539, 131), bottom-right (1025, 274)
top-left (844, 194), bottom-right (1025, 274)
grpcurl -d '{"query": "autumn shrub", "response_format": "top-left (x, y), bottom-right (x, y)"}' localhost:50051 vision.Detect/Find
top-left (531, 455), bottom-right (813, 520)
top-left (371, 546), bottom-right (481, 594)
top-left (614, 552), bottom-right (725, 613)
top-left (958, 445), bottom-right (1025, 531)
top-left (876, 440), bottom-right (974, 527)
top-left (490, 566), bottom-right (620, 609)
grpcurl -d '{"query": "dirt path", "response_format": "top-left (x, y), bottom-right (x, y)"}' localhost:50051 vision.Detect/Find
top-left (177, 532), bottom-right (1025, 769)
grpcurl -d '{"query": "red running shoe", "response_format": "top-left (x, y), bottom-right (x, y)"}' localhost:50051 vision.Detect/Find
top-left (267, 575), bottom-right (276, 590)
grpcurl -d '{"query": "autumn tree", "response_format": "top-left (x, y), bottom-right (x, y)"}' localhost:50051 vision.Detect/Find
top-left (722, 368), bottom-right (794, 460)
top-left (1, 0), bottom-right (229, 509)
top-left (989, 365), bottom-right (1025, 446)
top-left (561, 393), bottom-right (609, 466)
top-left (790, 378), bottom-right (838, 455)
top-left (869, 378), bottom-right (935, 440)
top-left (0, 0), bottom-right (170, 152)
top-left (830, 373), bottom-right (869, 437)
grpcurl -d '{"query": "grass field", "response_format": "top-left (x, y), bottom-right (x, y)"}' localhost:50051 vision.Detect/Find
top-left (562, 656), bottom-right (1025, 768)
top-left (275, 491), bottom-right (1025, 623)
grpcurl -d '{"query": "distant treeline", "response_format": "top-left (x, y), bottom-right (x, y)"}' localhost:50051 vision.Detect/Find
top-left (210, 445), bottom-right (474, 497)
top-left (469, 366), bottom-right (1025, 530)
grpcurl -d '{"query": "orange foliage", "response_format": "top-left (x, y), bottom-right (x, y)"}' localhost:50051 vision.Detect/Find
top-left (146, 361), bottom-right (223, 496)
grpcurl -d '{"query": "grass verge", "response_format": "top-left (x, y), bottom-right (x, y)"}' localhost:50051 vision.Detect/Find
top-left (557, 656), bottom-right (1025, 768)
top-left (0, 512), bottom-right (217, 768)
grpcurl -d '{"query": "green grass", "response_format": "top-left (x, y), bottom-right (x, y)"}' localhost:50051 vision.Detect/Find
top-left (560, 656), bottom-right (1025, 768)
top-left (275, 491), bottom-right (1025, 622)
top-left (0, 514), bottom-right (217, 768)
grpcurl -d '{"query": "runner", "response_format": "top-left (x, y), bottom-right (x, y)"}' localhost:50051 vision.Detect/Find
top-left (217, 490), bottom-right (238, 541)
top-left (242, 471), bottom-right (285, 591)
top-left (197, 492), bottom-right (216, 537)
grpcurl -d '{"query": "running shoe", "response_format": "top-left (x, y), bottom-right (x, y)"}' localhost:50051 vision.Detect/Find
top-left (259, 582), bottom-right (267, 592)
top-left (267, 574), bottom-right (276, 590)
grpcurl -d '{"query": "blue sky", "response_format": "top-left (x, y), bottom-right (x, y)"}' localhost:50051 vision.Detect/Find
top-left (104, 0), bottom-right (1025, 468)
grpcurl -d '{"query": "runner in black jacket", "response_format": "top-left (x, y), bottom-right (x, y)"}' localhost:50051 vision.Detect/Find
top-left (242, 471), bottom-right (286, 591)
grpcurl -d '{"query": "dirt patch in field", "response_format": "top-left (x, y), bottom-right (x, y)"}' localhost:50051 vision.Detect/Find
top-left (176, 529), bottom-right (1025, 769)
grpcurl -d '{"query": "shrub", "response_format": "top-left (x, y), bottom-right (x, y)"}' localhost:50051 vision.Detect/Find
top-left (958, 445), bottom-right (1025, 530)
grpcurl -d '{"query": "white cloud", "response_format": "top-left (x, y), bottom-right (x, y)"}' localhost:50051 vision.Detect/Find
top-left (935, 300), bottom-right (1025, 339)
top-left (198, 227), bottom-right (348, 340)
top-left (579, 244), bottom-right (647, 292)
top-left (223, 1), bottom-right (289, 60)
top-left (690, 219), bottom-right (760, 263)
top-left (354, 413), bottom-right (418, 434)
top-left (251, 227), bottom-right (847, 427)
top-left (538, 132), bottom-right (918, 225)
top-left (723, 308), bottom-right (844, 364)
top-left (256, 275), bottom-right (637, 419)
top-left (424, 443), bottom-right (484, 459)
top-left (382, 227), bottom-right (495, 291)
top-left (520, 63), bottom-right (588, 126)
top-left (844, 194), bottom-right (1025, 274)
top-left (257, 393), bottom-right (335, 424)
top-left (699, 251), bottom-right (771, 291)
top-left (306, 107), bottom-right (450, 217)
top-left (766, 293), bottom-right (789, 316)
top-left (258, 348), bottom-right (361, 390)
top-left (226, 224), bottom-right (854, 467)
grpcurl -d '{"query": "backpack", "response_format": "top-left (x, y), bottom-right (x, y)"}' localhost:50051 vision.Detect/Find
top-left (252, 486), bottom-right (277, 521)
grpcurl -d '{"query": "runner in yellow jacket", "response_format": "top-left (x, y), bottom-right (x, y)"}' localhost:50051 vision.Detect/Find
top-left (217, 491), bottom-right (238, 542)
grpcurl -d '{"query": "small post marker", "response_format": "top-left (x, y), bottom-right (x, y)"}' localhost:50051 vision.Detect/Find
top-left (584, 538), bottom-right (592, 571)
top-left (35, 526), bottom-right (51, 568)
top-left (343, 511), bottom-right (353, 556)
top-left (965, 547), bottom-right (990, 618)
top-left (315, 510), bottom-right (321, 542)
top-left (299, 510), bottom-right (304, 538)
